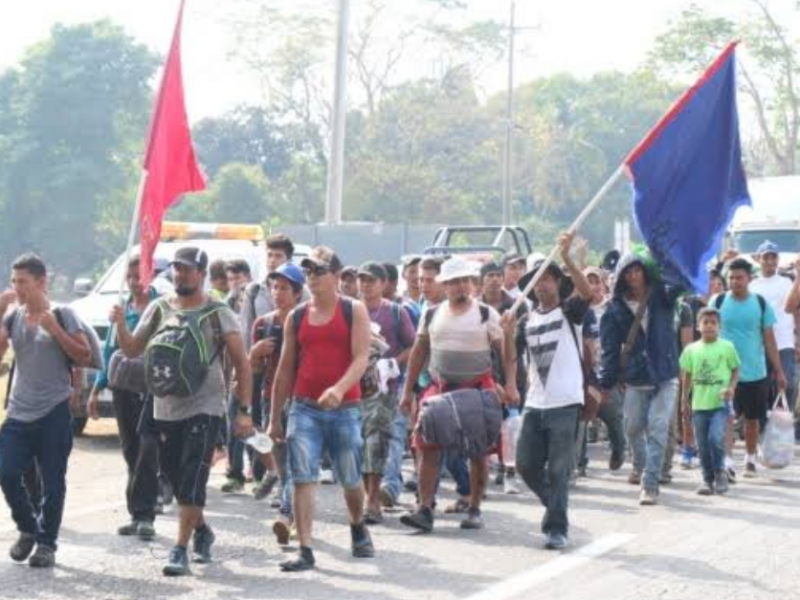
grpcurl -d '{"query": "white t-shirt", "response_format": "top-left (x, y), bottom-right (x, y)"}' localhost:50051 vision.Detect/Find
top-left (524, 297), bottom-right (589, 410)
top-left (751, 274), bottom-right (794, 350)
top-left (421, 300), bottom-right (503, 386)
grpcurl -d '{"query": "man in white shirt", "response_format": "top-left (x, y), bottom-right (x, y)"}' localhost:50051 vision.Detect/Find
top-left (750, 241), bottom-right (796, 411)
top-left (511, 232), bottom-right (592, 551)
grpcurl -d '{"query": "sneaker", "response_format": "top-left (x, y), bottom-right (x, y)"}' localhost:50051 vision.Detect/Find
top-left (117, 521), bottom-right (140, 536)
top-left (444, 497), bottom-right (470, 514)
top-left (404, 474), bottom-right (418, 492)
top-left (503, 475), bottom-right (521, 495)
top-left (273, 517), bottom-right (292, 546)
top-left (714, 470), bottom-right (729, 495)
top-left (320, 469), bottom-right (335, 485)
top-left (460, 508), bottom-right (484, 530)
top-left (351, 524), bottom-right (375, 558)
top-left (639, 489), bottom-right (658, 506)
top-left (544, 532), bottom-right (568, 550)
top-left (726, 466), bottom-right (737, 484)
top-left (155, 501), bottom-right (165, 515)
top-left (221, 477), bottom-right (245, 493)
top-left (364, 508), bottom-right (384, 525)
top-left (399, 506), bottom-right (434, 533)
top-left (494, 470), bottom-right (505, 486)
top-left (609, 451), bottom-right (625, 471)
top-left (162, 545), bottom-right (191, 577)
top-left (137, 521), bottom-right (156, 541)
top-left (577, 466), bottom-right (588, 479)
top-left (659, 472), bottom-right (673, 485)
top-left (744, 462), bottom-right (757, 478)
top-left (696, 482), bottom-right (714, 496)
top-left (269, 489), bottom-right (283, 509)
top-left (28, 544), bottom-right (56, 569)
top-left (679, 446), bottom-right (696, 469)
top-left (9, 533), bottom-right (35, 562)
top-left (192, 526), bottom-right (215, 564)
top-left (627, 470), bottom-right (642, 485)
top-left (280, 548), bottom-right (316, 572)
top-left (378, 486), bottom-right (396, 508)
top-left (253, 473), bottom-right (279, 501)
top-left (160, 480), bottom-right (174, 506)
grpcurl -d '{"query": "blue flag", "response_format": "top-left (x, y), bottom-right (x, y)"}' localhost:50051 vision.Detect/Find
top-left (625, 43), bottom-right (750, 294)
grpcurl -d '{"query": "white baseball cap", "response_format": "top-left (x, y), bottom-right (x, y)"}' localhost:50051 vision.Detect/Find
top-left (436, 256), bottom-right (480, 283)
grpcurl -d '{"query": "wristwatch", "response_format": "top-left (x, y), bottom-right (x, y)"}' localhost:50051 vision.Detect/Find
top-left (238, 405), bottom-right (253, 417)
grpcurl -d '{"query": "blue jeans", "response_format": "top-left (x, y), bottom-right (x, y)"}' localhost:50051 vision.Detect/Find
top-left (624, 380), bottom-right (678, 492)
top-left (692, 407), bottom-right (728, 484)
top-left (780, 348), bottom-right (797, 412)
top-left (516, 404), bottom-right (580, 536)
top-left (0, 400), bottom-right (73, 549)
top-left (439, 452), bottom-right (471, 498)
top-left (286, 401), bottom-right (363, 489)
top-left (382, 412), bottom-right (409, 502)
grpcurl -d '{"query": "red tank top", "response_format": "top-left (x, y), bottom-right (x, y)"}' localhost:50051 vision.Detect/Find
top-left (294, 299), bottom-right (361, 404)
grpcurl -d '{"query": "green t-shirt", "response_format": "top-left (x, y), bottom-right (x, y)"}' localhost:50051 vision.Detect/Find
top-left (679, 339), bottom-right (741, 411)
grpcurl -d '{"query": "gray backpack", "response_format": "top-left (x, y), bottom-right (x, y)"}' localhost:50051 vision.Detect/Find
top-left (144, 299), bottom-right (225, 398)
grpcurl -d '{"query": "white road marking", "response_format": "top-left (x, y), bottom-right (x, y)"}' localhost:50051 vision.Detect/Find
top-left (465, 533), bottom-right (636, 600)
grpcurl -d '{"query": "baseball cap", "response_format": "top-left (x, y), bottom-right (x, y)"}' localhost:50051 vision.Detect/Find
top-left (402, 254), bottom-right (423, 268)
top-left (757, 240), bottom-right (780, 256)
top-left (502, 251), bottom-right (526, 268)
top-left (341, 265), bottom-right (358, 279)
top-left (268, 262), bottom-right (306, 288)
top-left (170, 246), bottom-right (209, 271)
top-left (480, 262), bottom-right (503, 279)
top-left (300, 246), bottom-right (344, 273)
top-left (436, 256), bottom-right (480, 283)
top-left (357, 261), bottom-right (388, 281)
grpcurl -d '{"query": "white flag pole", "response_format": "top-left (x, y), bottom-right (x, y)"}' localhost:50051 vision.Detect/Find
top-left (116, 169), bottom-right (149, 306)
top-left (509, 163), bottom-right (626, 314)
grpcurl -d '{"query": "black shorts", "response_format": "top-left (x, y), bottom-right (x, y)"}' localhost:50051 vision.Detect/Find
top-left (733, 379), bottom-right (769, 422)
top-left (158, 414), bottom-right (222, 508)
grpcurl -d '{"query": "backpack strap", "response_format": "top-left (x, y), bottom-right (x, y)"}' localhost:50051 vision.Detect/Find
top-left (424, 304), bottom-right (439, 330)
top-left (619, 289), bottom-right (652, 388)
top-left (479, 304), bottom-right (490, 324)
top-left (341, 297), bottom-right (354, 330)
top-left (715, 292), bottom-right (767, 326)
top-left (245, 282), bottom-right (262, 321)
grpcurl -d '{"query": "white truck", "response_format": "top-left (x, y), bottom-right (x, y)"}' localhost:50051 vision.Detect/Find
top-left (68, 222), bottom-right (309, 435)
top-left (728, 175), bottom-right (800, 267)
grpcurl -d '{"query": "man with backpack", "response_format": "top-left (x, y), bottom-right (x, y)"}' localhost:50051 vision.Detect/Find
top-left (399, 256), bottom-right (517, 533)
top-left (87, 255), bottom-right (160, 541)
top-left (0, 254), bottom-right (92, 568)
top-left (267, 246), bottom-right (374, 572)
top-left (356, 261), bottom-right (416, 524)
top-left (713, 258), bottom-right (785, 478)
top-left (112, 247), bottom-right (253, 577)
top-left (511, 233), bottom-right (593, 550)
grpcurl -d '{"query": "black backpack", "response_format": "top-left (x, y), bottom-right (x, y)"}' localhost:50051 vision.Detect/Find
top-left (144, 299), bottom-right (226, 398)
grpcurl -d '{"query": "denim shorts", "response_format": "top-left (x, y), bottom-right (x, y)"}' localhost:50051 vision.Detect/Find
top-left (286, 400), bottom-right (363, 489)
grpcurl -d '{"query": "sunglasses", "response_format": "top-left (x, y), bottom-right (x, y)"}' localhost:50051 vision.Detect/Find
top-left (303, 264), bottom-right (331, 277)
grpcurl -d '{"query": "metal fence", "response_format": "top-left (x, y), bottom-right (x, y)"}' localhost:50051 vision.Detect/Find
top-left (273, 223), bottom-right (444, 266)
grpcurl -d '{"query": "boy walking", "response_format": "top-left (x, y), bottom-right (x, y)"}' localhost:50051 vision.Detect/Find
top-left (679, 308), bottom-right (740, 495)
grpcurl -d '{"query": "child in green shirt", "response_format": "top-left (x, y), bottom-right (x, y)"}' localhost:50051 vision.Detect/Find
top-left (679, 307), bottom-right (740, 496)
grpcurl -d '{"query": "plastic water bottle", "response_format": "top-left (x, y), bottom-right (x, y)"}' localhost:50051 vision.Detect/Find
top-left (244, 431), bottom-right (274, 455)
top-left (502, 408), bottom-right (522, 468)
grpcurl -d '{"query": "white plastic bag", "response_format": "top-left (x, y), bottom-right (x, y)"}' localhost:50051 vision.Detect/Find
top-left (761, 393), bottom-right (794, 469)
top-left (501, 409), bottom-right (523, 469)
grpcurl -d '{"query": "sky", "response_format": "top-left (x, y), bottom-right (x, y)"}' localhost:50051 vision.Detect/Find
top-left (0, 0), bottom-right (774, 122)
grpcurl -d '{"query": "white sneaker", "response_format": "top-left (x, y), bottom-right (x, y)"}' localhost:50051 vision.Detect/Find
top-left (320, 469), bottom-right (335, 485)
top-left (504, 475), bottom-right (521, 495)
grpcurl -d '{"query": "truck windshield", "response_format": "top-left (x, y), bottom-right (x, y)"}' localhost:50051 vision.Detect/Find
top-left (732, 230), bottom-right (800, 253)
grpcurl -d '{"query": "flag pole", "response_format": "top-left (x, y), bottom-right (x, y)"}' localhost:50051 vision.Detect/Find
top-left (116, 169), bottom-right (149, 306)
top-left (510, 163), bottom-right (626, 314)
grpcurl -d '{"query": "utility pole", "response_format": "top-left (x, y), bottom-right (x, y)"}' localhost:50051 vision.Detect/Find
top-left (501, 2), bottom-right (536, 226)
top-left (501, 1), bottom-right (516, 226)
top-left (325, 0), bottom-right (350, 225)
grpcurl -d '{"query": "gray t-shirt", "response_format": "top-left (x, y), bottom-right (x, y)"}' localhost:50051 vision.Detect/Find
top-left (4, 305), bottom-right (81, 423)
top-left (240, 280), bottom-right (310, 351)
top-left (134, 297), bottom-right (240, 422)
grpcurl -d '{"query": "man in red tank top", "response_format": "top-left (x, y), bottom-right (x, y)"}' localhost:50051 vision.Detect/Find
top-left (268, 246), bottom-right (374, 572)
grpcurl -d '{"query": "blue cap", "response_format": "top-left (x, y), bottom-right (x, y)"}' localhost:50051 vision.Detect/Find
top-left (757, 240), bottom-right (780, 256)
top-left (268, 262), bottom-right (306, 288)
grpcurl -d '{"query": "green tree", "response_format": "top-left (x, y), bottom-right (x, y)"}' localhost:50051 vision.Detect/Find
top-left (0, 21), bottom-right (158, 280)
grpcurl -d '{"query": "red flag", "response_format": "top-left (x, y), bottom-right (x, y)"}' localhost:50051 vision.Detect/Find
top-left (139, 0), bottom-right (205, 286)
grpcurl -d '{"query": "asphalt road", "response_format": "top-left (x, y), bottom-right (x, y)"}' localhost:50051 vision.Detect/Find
top-left (1, 419), bottom-right (799, 600)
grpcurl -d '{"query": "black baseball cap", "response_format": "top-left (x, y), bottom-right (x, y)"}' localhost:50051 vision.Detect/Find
top-left (480, 262), bottom-right (503, 279)
top-left (358, 261), bottom-right (388, 281)
top-left (170, 246), bottom-right (209, 271)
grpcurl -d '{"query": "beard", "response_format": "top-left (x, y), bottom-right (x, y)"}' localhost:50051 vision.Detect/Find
top-left (452, 293), bottom-right (470, 306)
top-left (175, 284), bottom-right (198, 297)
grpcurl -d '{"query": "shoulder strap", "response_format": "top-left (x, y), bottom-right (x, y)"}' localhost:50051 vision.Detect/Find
top-left (619, 289), bottom-right (652, 386)
top-left (391, 301), bottom-right (402, 340)
top-left (341, 297), bottom-right (354, 331)
top-left (479, 304), bottom-right (490, 324)
top-left (292, 301), bottom-right (309, 334)
top-left (755, 293), bottom-right (767, 325)
top-left (714, 293), bottom-right (725, 310)
top-left (424, 304), bottom-right (439, 329)
top-left (246, 282), bottom-right (262, 318)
